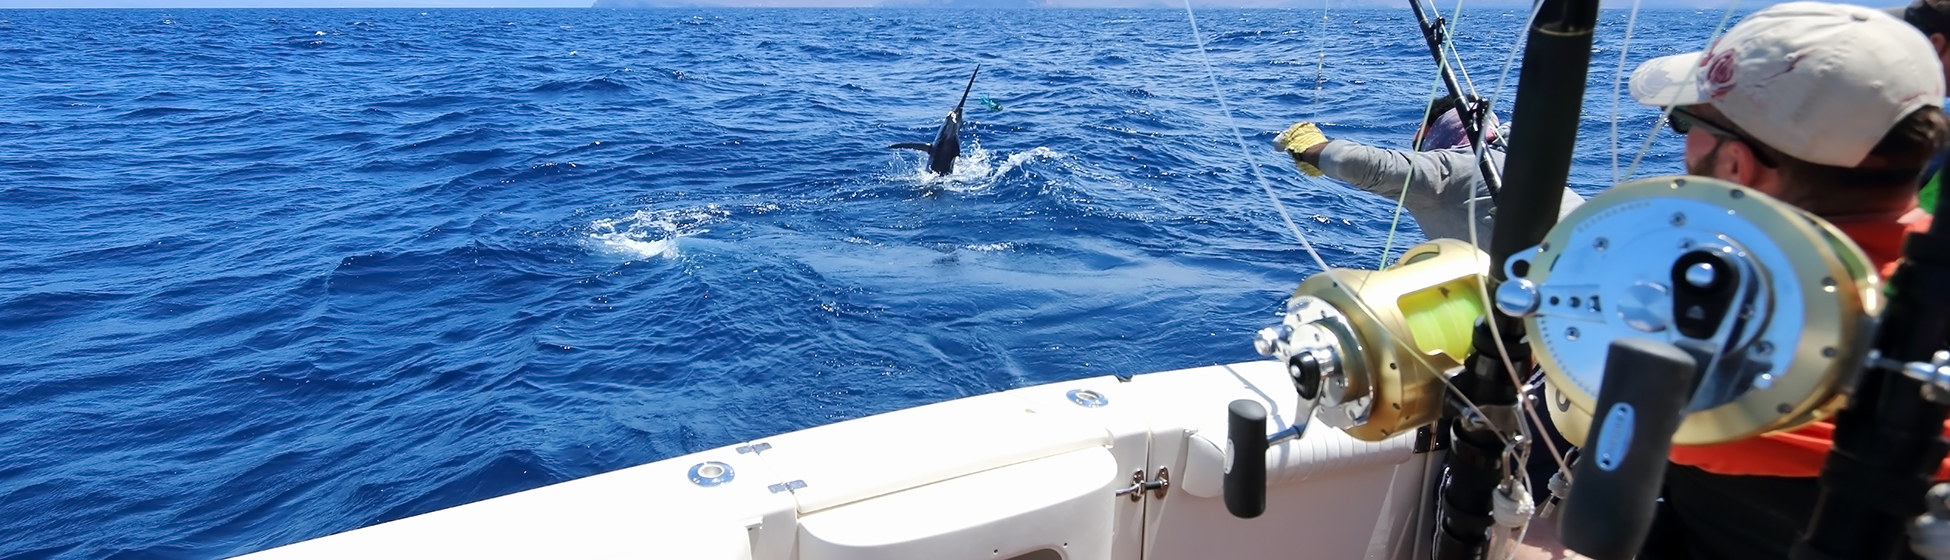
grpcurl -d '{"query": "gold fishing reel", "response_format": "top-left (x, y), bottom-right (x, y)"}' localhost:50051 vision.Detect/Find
top-left (1254, 238), bottom-right (1490, 441)
top-left (1497, 175), bottom-right (1880, 446)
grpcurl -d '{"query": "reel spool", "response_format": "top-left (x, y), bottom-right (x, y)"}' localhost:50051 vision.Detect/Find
top-left (1253, 238), bottom-right (1490, 442)
top-left (1500, 175), bottom-right (1880, 446)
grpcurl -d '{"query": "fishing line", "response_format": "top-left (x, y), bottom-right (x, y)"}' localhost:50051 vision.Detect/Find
top-left (1622, 1), bottom-right (1741, 181)
top-left (1181, 0), bottom-right (1517, 450)
top-left (1483, 0), bottom-right (1544, 117)
top-left (1313, 0), bottom-right (1329, 115)
top-left (1181, 0), bottom-right (1332, 276)
top-left (1466, 0), bottom-right (1574, 481)
top-left (1378, 0), bottom-right (1482, 270)
top-left (1609, 0), bottom-right (1646, 184)
top-left (1376, 77), bottom-right (1448, 270)
top-left (1438, 0), bottom-right (1483, 99)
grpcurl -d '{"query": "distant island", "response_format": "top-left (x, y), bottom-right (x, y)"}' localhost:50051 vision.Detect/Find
top-left (590, 0), bottom-right (1055, 6)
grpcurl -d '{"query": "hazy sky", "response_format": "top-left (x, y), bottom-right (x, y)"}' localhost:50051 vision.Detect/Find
top-left (0, 0), bottom-right (1889, 9)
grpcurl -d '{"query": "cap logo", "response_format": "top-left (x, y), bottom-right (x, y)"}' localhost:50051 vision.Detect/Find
top-left (1701, 49), bottom-right (1739, 99)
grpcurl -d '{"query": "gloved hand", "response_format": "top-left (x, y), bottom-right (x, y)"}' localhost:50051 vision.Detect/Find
top-left (1273, 121), bottom-right (1328, 177)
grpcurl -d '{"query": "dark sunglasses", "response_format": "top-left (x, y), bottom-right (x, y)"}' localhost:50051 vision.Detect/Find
top-left (1667, 107), bottom-right (1778, 168)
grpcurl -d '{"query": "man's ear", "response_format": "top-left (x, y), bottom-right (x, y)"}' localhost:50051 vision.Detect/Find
top-left (1719, 139), bottom-right (1775, 191)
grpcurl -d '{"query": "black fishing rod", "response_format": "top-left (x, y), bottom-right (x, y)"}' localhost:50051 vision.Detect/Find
top-left (1430, 0), bottom-right (1596, 557)
top-left (1406, 0), bottom-right (1504, 196)
top-left (1793, 174), bottom-right (1950, 560)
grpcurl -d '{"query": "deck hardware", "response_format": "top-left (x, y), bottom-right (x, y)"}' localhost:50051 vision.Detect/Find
top-left (1066, 389), bottom-right (1109, 408)
top-left (766, 480), bottom-right (807, 494)
top-left (736, 442), bottom-right (772, 454)
top-left (1113, 467), bottom-right (1169, 501)
top-left (688, 461), bottom-right (735, 487)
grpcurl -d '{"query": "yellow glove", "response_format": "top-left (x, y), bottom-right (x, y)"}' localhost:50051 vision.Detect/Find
top-left (1273, 121), bottom-right (1327, 177)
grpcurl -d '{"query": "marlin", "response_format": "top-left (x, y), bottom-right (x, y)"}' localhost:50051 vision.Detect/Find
top-left (891, 65), bottom-right (980, 176)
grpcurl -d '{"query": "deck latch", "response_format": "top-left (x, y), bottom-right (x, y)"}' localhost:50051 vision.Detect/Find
top-left (1113, 467), bottom-right (1169, 502)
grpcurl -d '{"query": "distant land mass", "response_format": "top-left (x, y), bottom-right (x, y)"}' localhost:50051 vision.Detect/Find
top-left (591, 0), bottom-right (1108, 5)
top-left (589, 0), bottom-right (1808, 8)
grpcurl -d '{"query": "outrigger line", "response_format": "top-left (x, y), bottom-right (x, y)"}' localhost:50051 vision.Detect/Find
top-left (1407, 0), bottom-right (1503, 197)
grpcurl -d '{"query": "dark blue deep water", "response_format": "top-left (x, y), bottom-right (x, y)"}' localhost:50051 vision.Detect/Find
top-left (0, 7), bottom-right (1718, 558)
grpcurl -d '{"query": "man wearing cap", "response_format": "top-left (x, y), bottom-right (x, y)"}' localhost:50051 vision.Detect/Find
top-left (1889, 0), bottom-right (1950, 214)
top-left (1269, 95), bottom-right (1584, 251)
top-left (1618, 3), bottom-right (1947, 558)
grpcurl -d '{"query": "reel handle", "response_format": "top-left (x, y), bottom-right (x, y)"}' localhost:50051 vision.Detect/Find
top-left (1560, 338), bottom-right (1699, 560)
top-left (1224, 399), bottom-right (1268, 519)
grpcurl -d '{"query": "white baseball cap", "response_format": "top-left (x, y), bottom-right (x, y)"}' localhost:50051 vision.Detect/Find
top-left (1629, 2), bottom-right (1945, 168)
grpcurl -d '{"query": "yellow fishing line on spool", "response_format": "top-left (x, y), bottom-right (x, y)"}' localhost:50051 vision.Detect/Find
top-left (1396, 277), bottom-right (1485, 359)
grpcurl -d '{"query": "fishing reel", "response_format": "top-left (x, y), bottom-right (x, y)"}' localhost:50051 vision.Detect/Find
top-left (1507, 175), bottom-right (1879, 447)
top-left (1497, 175), bottom-right (1880, 559)
top-left (1225, 238), bottom-right (1489, 518)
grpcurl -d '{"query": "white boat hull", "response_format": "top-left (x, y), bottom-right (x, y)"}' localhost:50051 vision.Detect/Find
top-left (237, 360), bottom-right (1441, 560)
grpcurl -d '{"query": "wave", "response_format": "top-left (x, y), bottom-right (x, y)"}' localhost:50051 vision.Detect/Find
top-left (115, 107), bottom-right (200, 119)
top-left (584, 204), bottom-right (731, 260)
top-left (525, 76), bottom-right (633, 95)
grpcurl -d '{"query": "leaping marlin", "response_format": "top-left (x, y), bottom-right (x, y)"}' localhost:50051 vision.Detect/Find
top-left (891, 65), bottom-right (980, 176)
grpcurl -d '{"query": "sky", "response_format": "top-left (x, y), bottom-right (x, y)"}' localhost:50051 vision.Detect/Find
top-left (0, 0), bottom-right (1890, 12)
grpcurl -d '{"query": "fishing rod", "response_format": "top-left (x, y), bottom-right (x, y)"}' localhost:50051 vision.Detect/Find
top-left (1406, 0), bottom-right (1504, 197)
top-left (1431, 0), bottom-right (1595, 557)
top-left (1794, 172), bottom-right (1950, 560)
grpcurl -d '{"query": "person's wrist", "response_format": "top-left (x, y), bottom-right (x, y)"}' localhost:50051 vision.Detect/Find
top-left (1300, 142), bottom-right (1328, 166)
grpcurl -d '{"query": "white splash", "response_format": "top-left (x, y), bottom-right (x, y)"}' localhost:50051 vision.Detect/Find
top-left (585, 205), bottom-right (728, 260)
top-left (900, 145), bottom-right (1064, 193)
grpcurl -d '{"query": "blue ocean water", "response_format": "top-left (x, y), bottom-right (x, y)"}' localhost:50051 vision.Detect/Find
top-left (0, 7), bottom-right (1718, 558)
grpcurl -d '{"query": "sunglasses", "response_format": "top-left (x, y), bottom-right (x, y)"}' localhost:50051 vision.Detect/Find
top-left (1667, 107), bottom-right (1778, 168)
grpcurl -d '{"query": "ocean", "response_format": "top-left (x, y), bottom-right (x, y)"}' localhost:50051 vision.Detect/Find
top-left (0, 7), bottom-right (1716, 558)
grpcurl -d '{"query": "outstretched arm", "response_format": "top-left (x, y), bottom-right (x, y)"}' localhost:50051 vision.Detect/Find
top-left (1313, 140), bottom-right (1482, 206)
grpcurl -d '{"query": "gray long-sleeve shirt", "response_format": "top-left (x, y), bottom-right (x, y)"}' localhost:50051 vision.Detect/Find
top-left (1316, 140), bottom-right (1585, 251)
